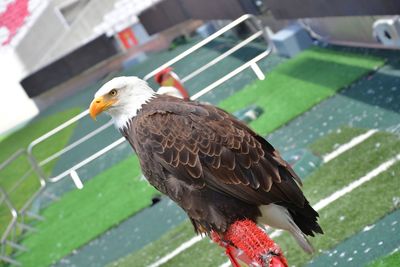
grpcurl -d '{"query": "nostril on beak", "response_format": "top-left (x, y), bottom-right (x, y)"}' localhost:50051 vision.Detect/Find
top-left (96, 100), bottom-right (101, 103)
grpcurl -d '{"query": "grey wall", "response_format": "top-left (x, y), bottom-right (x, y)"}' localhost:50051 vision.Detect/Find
top-left (14, 2), bottom-right (68, 74)
top-left (36, 0), bottom-right (119, 70)
top-left (302, 16), bottom-right (397, 46)
top-left (264, 0), bottom-right (400, 19)
top-left (139, 0), bottom-right (262, 34)
top-left (15, 0), bottom-right (120, 75)
top-left (20, 35), bottom-right (118, 98)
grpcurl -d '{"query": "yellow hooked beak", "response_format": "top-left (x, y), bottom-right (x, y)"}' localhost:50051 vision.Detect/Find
top-left (89, 96), bottom-right (116, 120)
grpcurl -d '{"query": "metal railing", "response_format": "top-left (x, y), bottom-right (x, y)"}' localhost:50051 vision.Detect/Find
top-left (0, 186), bottom-right (22, 266)
top-left (0, 14), bottom-right (272, 263)
top-left (25, 14), bottom-right (272, 187)
top-left (0, 151), bottom-right (32, 266)
top-left (143, 14), bottom-right (270, 80)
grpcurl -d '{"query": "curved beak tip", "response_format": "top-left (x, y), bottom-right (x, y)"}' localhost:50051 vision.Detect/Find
top-left (89, 98), bottom-right (101, 121)
top-left (89, 96), bottom-right (115, 121)
top-left (89, 105), bottom-right (96, 121)
top-left (90, 113), bottom-right (97, 121)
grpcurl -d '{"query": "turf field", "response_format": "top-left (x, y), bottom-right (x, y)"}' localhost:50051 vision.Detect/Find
top-left (107, 128), bottom-right (400, 267)
top-left (15, 156), bottom-right (159, 267)
top-left (219, 47), bottom-right (384, 135)
top-left (368, 251), bottom-right (400, 267)
top-left (1, 41), bottom-right (398, 267)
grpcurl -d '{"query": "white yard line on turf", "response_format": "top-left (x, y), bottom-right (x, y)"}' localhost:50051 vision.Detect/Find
top-left (219, 153), bottom-right (400, 267)
top-left (322, 129), bottom-right (378, 163)
top-left (313, 153), bottom-right (400, 211)
top-left (148, 235), bottom-right (203, 267)
top-left (147, 129), bottom-right (386, 267)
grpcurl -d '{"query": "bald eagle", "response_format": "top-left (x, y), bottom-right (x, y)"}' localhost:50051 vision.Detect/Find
top-left (89, 76), bottom-right (323, 254)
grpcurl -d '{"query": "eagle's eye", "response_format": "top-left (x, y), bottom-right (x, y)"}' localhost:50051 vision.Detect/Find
top-left (109, 89), bottom-right (118, 96)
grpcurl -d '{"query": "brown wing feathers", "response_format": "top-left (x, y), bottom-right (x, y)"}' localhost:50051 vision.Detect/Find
top-left (133, 97), bottom-right (301, 200)
top-left (125, 96), bottom-right (320, 234)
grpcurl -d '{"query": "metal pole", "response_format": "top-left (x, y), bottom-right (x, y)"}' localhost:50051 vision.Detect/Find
top-left (48, 137), bottom-right (126, 183)
top-left (250, 62), bottom-right (266, 80)
top-left (0, 149), bottom-right (24, 171)
top-left (0, 187), bottom-right (18, 244)
top-left (27, 110), bottom-right (90, 155)
top-left (39, 120), bottom-right (114, 167)
top-left (144, 14), bottom-right (255, 81)
top-left (191, 49), bottom-right (271, 100)
top-left (181, 31), bottom-right (263, 83)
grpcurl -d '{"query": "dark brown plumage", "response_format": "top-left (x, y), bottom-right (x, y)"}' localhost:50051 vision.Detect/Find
top-left (121, 95), bottom-right (323, 240)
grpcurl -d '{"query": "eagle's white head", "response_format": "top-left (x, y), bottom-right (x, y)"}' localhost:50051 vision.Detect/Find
top-left (89, 76), bottom-right (155, 129)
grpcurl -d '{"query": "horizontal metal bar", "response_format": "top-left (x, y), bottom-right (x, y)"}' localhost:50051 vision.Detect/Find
top-left (48, 137), bottom-right (126, 183)
top-left (27, 109), bottom-right (89, 154)
top-left (39, 120), bottom-right (114, 166)
top-left (25, 210), bottom-right (45, 221)
top-left (144, 14), bottom-right (255, 81)
top-left (41, 191), bottom-right (60, 201)
top-left (6, 240), bottom-right (27, 251)
top-left (191, 49), bottom-right (271, 100)
top-left (0, 149), bottom-right (24, 171)
top-left (17, 223), bottom-right (36, 232)
top-left (0, 255), bottom-right (21, 266)
top-left (181, 31), bottom-right (263, 83)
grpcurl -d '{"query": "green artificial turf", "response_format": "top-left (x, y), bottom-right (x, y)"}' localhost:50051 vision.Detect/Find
top-left (0, 108), bottom-right (81, 235)
top-left (110, 128), bottom-right (400, 267)
top-left (219, 47), bottom-right (385, 135)
top-left (166, 235), bottom-right (226, 267)
top-left (109, 221), bottom-right (196, 267)
top-left (16, 156), bottom-right (159, 267)
top-left (368, 251), bottom-right (400, 267)
top-left (303, 130), bottom-right (400, 203)
top-left (308, 126), bottom-right (367, 156)
top-left (107, 220), bottom-right (225, 267)
top-left (0, 134), bottom-right (8, 143)
top-left (275, 162), bottom-right (400, 266)
top-left (165, 132), bottom-right (400, 267)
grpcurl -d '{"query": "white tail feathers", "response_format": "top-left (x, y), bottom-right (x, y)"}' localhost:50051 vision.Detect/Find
top-left (258, 204), bottom-right (315, 254)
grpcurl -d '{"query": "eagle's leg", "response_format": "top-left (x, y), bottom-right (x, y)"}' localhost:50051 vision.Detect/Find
top-left (211, 219), bottom-right (288, 267)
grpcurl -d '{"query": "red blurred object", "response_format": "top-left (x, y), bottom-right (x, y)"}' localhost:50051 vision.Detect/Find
top-left (118, 27), bottom-right (138, 49)
top-left (212, 220), bottom-right (288, 267)
top-left (154, 67), bottom-right (190, 100)
top-left (154, 67), bottom-right (173, 84)
top-left (0, 0), bottom-right (29, 45)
